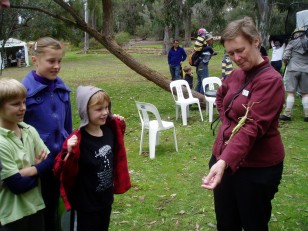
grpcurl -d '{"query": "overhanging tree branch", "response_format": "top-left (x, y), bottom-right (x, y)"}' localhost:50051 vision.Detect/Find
top-left (11, 0), bottom-right (207, 107)
top-left (10, 4), bottom-right (77, 26)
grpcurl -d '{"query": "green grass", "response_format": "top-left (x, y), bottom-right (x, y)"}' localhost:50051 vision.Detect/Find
top-left (1, 45), bottom-right (307, 231)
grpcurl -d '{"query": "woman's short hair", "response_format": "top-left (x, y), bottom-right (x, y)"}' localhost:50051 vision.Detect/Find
top-left (220, 17), bottom-right (260, 46)
top-left (0, 78), bottom-right (27, 107)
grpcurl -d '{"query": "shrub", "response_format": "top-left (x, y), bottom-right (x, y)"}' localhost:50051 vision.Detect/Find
top-left (79, 38), bottom-right (105, 50)
top-left (115, 32), bottom-right (131, 46)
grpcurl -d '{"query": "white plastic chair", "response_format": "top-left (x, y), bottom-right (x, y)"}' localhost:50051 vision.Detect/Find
top-left (135, 101), bottom-right (178, 159)
top-left (170, 80), bottom-right (203, 126)
top-left (202, 77), bottom-right (222, 122)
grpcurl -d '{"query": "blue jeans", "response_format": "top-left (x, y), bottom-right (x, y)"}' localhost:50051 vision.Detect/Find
top-left (169, 65), bottom-right (181, 81)
top-left (195, 65), bottom-right (209, 94)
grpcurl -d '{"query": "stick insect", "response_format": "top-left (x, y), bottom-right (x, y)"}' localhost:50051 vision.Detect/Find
top-left (225, 102), bottom-right (259, 144)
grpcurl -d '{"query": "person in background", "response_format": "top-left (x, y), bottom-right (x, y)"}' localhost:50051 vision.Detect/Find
top-left (16, 50), bottom-right (22, 68)
top-left (168, 39), bottom-right (187, 81)
top-left (270, 40), bottom-right (286, 74)
top-left (259, 45), bottom-right (268, 57)
top-left (183, 66), bottom-right (193, 89)
top-left (280, 28), bottom-right (308, 122)
top-left (54, 86), bottom-right (131, 231)
top-left (195, 33), bottom-right (217, 94)
top-left (22, 37), bottom-right (72, 231)
top-left (194, 28), bottom-right (209, 52)
top-left (221, 51), bottom-right (233, 80)
top-left (7, 53), bottom-right (12, 67)
top-left (202, 17), bottom-right (285, 230)
top-left (0, 78), bottom-right (52, 231)
top-left (0, 0), bottom-right (9, 8)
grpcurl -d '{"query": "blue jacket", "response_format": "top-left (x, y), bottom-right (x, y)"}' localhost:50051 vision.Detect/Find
top-left (22, 71), bottom-right (72, 157)
top-left (168, 46), bottom-right (187, 66)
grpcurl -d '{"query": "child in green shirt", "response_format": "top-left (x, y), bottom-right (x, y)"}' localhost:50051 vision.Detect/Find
top-left (0, 78), bottom-right (50, 231)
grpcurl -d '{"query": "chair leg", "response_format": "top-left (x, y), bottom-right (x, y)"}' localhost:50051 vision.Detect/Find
top-left (186, 105), bottom-right (190, 118)
top-left (173, 127), bottom-right (178, 152)
top-left (181, 105), bottom-right (188, 126)
top-left (206, 101), bottom-right (209, 116)
top-left (197, 103), bottom-right (204, 121)
top-left (209, 102), bottom-right (214, 123)
top-left (175, 105), bottom-right (179, 120)
top-left (149, 129), bottom-right (157, 159)
top-left (139, 127), bottom-right (144, 155)
top-left (156, 132), bottom-right (160, 145)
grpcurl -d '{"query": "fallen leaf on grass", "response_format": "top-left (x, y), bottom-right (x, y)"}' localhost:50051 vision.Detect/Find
top-left (207, 223), bottom-right (217, 229)
top-left (155, 206), bottom-right (166, 210)
top-left (148, 221), bottom-right (157, 225)
top-left (170, 193), bottom-right (177, 198)
top-left (119, 221), bottom-right (129, 224)
top-left (176, 210), bottom-right (186, 215)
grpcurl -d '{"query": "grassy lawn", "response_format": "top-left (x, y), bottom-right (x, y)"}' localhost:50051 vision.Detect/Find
top-left (1, 42), bottom-right (307, 231)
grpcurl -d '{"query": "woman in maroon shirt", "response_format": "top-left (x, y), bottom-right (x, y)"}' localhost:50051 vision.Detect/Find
top-left (0, 0), bottom-right (10, 8)
top-left (202, 17), bottom-right (285, 230)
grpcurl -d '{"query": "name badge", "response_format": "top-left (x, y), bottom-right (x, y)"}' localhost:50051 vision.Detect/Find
top-left (242, 89), bottom-right (249, 96)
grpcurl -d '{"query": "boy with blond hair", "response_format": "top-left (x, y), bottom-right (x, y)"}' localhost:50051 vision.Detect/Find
top-left (0, 78), bottom-right (52, 231)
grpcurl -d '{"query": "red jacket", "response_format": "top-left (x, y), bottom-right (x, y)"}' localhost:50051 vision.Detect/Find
top-left (54, 117), bottom-right (131, 210)
top-left (212, 58), bottom-right (285, 172)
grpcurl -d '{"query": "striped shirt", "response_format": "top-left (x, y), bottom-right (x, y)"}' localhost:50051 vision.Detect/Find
top-left (222, 54), bottom-right (233, 79)
top-left (194, 36), bottom-right (207, 52)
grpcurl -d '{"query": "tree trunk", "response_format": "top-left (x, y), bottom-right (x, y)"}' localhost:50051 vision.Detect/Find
top-left (256, 0), bottom-right (272, 49)
top-left (91, 9), bottom-right (97, 29)
top-left (174, 23), bottom-right (179, 40)
top-left (102, 0), bottom-right (113, 38)
top-left (183, 3), bottom-right (192, 48)
top-left (84, 1), bottom-right (89, 53)
top-left (162, 25), bottom-right (172, 55)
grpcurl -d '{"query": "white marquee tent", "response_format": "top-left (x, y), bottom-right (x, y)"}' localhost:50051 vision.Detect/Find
top-left (0, 38), bottom-right (30, 68)
top-left (296, 10), bottom-right (308, 29)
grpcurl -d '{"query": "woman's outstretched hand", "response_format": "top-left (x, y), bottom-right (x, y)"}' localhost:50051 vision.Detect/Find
top-left (201, 159), bottom-right (227, 190)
